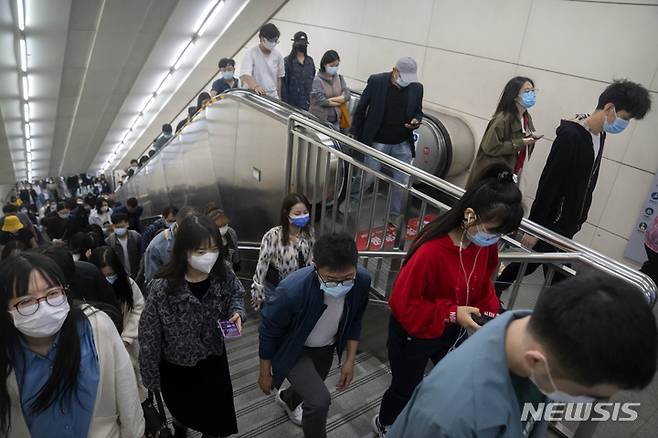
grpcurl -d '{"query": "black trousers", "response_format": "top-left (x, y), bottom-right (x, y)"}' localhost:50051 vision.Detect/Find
top-left (495, 239), bottom-right (569, 298)
top-left (641, 245), bottom-right (658, 286)
top-left (378, 316), bottom-right (462, 427)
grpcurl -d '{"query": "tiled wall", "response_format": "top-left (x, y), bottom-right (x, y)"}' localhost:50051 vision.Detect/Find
top-left (237, 0), bottom-right (658, 265)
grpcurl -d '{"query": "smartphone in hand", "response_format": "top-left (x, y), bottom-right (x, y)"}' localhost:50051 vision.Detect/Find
top-left (218, 320), bottom-right (241, 338)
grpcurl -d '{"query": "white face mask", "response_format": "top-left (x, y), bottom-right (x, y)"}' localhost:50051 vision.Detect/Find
top-left (219, 225), bottom-right (229, 236)
top-left (529, 354), bottom-right (597, 404)
top-left (10, 300), bottom-right (70, 338)
top-left (262, 39), bottom-right (277, 51)
top-left (188, 251), bottom-right (220, 274)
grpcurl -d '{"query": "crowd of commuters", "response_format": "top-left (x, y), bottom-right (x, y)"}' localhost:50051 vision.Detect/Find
top-left (0, 18), bottom-right (656, 438)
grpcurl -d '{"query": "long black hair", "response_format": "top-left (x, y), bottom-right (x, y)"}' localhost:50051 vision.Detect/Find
top-left (78, 231), bottom-right (103, 262)
top-left (88, 246), bottom-right (134, 310)
top-left (0, 253), bottom-right (85, 433)
top-left (404, 164), bottom-right (524, 265)
top-left (494, 76), bottom-right (534, 120)
top-left (155, 214), bottom-right (226, 294)
top-left (279, 193), bottom-right (312, 246)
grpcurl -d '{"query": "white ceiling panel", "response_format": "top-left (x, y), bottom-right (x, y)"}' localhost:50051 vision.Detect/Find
top-left (1, 0), bottom-right (286, 183)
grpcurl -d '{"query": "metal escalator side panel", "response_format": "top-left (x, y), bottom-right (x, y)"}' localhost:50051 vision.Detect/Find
top-left (347, 90), bottom-right (475, 179)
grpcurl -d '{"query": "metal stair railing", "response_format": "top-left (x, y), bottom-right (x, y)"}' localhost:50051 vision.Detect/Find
top-left (285, 112), bottom-right (656, 307)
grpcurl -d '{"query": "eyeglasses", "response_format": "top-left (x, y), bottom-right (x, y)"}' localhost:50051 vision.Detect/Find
top-left (316, 270), bottom-right (355, 288)
top-left (12, 287), bottom-right (67, 316)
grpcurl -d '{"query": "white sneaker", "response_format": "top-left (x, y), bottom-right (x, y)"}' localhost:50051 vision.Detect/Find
top-left (275, 388), bottom-right (303, 426)
top-left (372, 414), bottom-right (388, 437)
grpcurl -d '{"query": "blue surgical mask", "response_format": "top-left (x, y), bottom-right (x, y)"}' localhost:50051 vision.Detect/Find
top-left (289, 214), bottom-right (310, 228)
top-left (319, 280), bottom-right (352, 298)
top-left (467, 225), bottom-right (500, 247)
top-left (396, 76), bottom-right (409, 88)
top-left (222, 70), bottom-right (234, 81)
top-left (325, 66), bottom-right (338, 76)
top-left (106, 274), bottom-right (118, 284)
top-left (530, 354), bottom-right (597, 404)
top-left (520, 90), bottom-right (536, 109)
top-left (114, 227), bottom-right (128, 237)
top-left (603, 108), bottom-right (629, 134)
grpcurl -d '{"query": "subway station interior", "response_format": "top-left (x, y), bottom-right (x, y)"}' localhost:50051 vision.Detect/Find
top-left (1, 0), bottom-right (658, 437)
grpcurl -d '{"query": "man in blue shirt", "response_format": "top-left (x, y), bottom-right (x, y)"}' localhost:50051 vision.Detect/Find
top-left (211, 58), bottom-right (240, 96)
top-left (258, 233), bottom-right (371, 438)
top-left (143, 206), bottom-right (196, 282)
top-left (387, 272), bottom-right (657, 438)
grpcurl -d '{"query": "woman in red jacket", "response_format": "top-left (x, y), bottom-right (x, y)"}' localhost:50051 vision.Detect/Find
top-left (373, 164), bottom-right (524, 435)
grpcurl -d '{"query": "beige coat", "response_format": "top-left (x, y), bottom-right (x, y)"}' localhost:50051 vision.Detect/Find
top-left (7, 307), bottom-right (145, 438)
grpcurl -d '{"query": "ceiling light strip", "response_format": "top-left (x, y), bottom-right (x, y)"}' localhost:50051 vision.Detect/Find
top-left (58, 0), bottom-right (107, 176)
top-left (16, 0), bottom-right (24, 31)
top-left (196, 0), bottom-right (224, 37)
top-left (109, 0), bottom-right (244, 173)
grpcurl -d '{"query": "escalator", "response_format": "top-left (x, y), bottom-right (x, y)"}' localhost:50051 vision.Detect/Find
top-left (116, 88), bottom-right (472, 243)
top-left (117, 88), bottom-right (655, 438)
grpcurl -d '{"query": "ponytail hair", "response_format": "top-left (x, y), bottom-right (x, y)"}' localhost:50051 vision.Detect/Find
top-left (404, 163), bottom-right (523, 265)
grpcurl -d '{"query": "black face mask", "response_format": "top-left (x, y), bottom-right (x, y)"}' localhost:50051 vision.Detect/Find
top-left (294, 42), bottom-right (307, 54)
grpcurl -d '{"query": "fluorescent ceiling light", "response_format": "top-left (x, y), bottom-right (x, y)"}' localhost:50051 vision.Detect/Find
top-left (21, 75), bottom-right (28, 100)
top-left (25, 139), bottom-right (31, 152)
top-left (19, 38), bottom-right (27, 72)
top-left (173, 39), bottom-right (195, 70)
top-left (154, 71), bottom-right (172, 96)
top-left (24, 122), bottom-right (30, 139)
top-left (26, 151), bottom-right (32, 161)
top-left (23, 102), bottom-right (29, 122)
top-left (16, 0), bottom-right (25, 31)
top-left (196, 0), bottom-right (224, 37)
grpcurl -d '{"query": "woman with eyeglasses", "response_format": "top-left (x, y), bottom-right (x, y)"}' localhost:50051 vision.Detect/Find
top-left (372, 164), bottom-right (524, 436)
top-left (0, 253), bottom-right (144, 437)
top-left (89, 246), bottom-right (145, 398)
top-left (251, 193), bottom-right (315, 311)
top-left (139, 214), bottom-right (246, 438)
top-left (466, 76), bottom-right (541, 188)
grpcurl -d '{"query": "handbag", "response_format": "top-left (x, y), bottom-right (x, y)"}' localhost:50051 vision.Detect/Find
top-left (339, 102), bottom-right (351, 129)
top-left (264, 249), bottom-right (306, 287)
top-left (143, 391), bottom-right (172, 438)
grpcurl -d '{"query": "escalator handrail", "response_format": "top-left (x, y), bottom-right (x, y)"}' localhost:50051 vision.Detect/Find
top-left (285, 112), bottom-right (656, 306)
top-left (118, 89), bottom-right (655, 306)
top-left (349, 90), bottom-right (453, 178)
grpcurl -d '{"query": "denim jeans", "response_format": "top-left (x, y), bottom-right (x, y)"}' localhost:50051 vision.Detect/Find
top-left (350, 141), bottom-right (413, 217)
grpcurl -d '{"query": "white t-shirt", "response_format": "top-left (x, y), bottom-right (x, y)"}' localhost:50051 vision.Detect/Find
top-left (305, 293), bottom-right (345, 347)
top-left (239, 45), bottom-right (285, 98)
top-left (118, 236), bottom-right (131, 275)
top-left (591, 132), bottom-right (601, 158)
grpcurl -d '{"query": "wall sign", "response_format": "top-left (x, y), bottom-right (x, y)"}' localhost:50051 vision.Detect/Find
top-left (624, 170), bottom-right (658, 263)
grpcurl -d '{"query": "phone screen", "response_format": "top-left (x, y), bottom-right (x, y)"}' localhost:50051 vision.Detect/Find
top-left (218, 320), bottom-right (241, 338)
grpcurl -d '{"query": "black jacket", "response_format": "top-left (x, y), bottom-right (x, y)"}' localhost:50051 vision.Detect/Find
top-left (105, 231), bottom-right (142, 276)
top-left (529, 119), bottom-right (605, 238)
top-left (350, 72), bottom-right (423, 156)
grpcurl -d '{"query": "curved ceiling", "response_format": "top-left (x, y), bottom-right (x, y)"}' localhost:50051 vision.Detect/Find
top-left (0, 0), bottom-right (287, 183)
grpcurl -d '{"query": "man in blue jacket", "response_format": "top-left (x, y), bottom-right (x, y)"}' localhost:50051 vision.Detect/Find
top-left (258, 232), bottom-right (371, 438)
top-left (386, 272), bottom-right (657, 438)
top-left (347, 57), bottom-right (423, 225)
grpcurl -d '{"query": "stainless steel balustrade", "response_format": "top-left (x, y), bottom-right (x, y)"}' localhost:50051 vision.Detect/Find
top-left (286, 112), bottom-right (656, 307)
